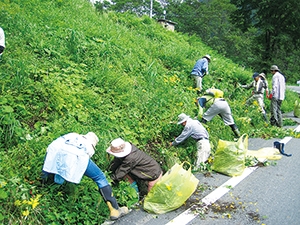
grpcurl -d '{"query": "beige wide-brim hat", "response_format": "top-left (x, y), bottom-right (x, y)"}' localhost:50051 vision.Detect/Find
top-left (82, 132), bottom-right (99, 149)
top-left (106, 138), bottom-right (132, 158)
top-left (177, 113), bottom-right (190, 124)
top-left (270, 65), bottom-right (279, 71)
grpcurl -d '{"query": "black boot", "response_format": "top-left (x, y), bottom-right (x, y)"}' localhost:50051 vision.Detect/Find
top-left (200, 118), bottom-right (208, 124)
top-left (230, 124), bottom-right (240, 138)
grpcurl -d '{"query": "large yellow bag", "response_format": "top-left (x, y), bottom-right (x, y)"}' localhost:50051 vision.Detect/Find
top-left (212, 134), bottom-right (248, 177)
top-left (143, 162), bottom-right (199, 214)
top-left (294, 100), bottom-right (300, 117)
top-left (246, 147), bottom-right (282, 161)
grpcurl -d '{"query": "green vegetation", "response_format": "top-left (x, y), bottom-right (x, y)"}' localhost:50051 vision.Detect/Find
top-left (163, 0), bottom-right (300, 83)
top-left (0, 0), bottom-right (298, 224)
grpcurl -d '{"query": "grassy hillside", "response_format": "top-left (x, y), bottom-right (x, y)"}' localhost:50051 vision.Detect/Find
top-left (0, 0), bottom-right (298, 223)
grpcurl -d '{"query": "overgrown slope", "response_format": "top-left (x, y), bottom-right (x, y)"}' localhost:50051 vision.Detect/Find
top-left (0, 0), bottom-right (297, 223)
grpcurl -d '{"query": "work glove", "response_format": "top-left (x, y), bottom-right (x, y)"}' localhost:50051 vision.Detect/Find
top-left (267, 94), bottom-right (273, 100)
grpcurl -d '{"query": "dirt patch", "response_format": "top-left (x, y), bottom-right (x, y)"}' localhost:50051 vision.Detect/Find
top-left (210, 201), bottom-right (238, 214)
top-left (247, 211), bottom-right (262, 221)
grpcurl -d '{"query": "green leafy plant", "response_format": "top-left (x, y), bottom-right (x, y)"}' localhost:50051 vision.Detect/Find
top-left (112, 181), bottom-right (139, 208)
top-left (0, 0), bottom-right (298, 223)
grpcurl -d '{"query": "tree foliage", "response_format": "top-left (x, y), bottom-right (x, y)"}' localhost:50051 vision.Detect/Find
top-left (165, 0), bottom-right (258, 68)
top-left (0, 0), bottom-right (298, 223)
top-left (96, 0), bottom-right (164, 18)
top-left (230, 0), bottom-right (300, 79)
top-left (157, 0), bottom-right (300, 82)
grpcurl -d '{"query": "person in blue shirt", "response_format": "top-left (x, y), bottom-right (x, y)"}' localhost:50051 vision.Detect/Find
top-left (190, 54), bottom-right (211, 94)
top-left (42, 132), bottom-right (128, 221)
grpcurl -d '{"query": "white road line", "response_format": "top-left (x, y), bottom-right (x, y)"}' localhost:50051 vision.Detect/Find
top-left (201, 167), bottom-right (257, 206)
top-left (280, 136), bottom-right (292, 144)
top-left (165, 137), bottom-right (293, 225)
top-left (293, 125), bottom-right (300, 132)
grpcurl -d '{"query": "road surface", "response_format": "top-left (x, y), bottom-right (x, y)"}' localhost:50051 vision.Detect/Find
top-left (103, 130), bottom-right (300, 225)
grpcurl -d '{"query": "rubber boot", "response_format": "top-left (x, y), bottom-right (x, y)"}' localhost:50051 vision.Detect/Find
top-left (99, 185), bottom-right (129, 220)
top-left (200, 118), bottom-right (208, 124)
top-left (106, 202), bottom-right (129, 221)
top-left (230, 124), bottom-right (240, 138)
top-left (234, 128), bottom-right (241, 138)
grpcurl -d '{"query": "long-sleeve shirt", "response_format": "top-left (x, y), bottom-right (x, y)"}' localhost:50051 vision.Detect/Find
top-left (42, 133), bottom-right (95, 184)
top-left (172, 118), bottom-right (209, 146)
top-left (0, 27), bottom-right (5, 48)
top-left (109, 144), bottom-right (162, 182)
top-left (243, 78), bottom-right (269, 94)
top-left (272, 72), bottom-right (285, 100)
top-left (191, 58), bottom-right (209, 77)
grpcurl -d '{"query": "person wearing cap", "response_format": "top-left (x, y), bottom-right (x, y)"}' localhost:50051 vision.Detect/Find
top-left (190, 54), bottom-right (211, 94)
top-left (42, 132), bottom-right (128, 221)
top-left (107, 138), bottom-right (163, 194)
top-left (197, 89), bottom-right (240, 138)
top-left (170, 113), bottom-right (211, 168)
top-left (0, 27), bottom-right (5, 57)
top-left (269, 65), bottom-right (286, 127)
top-left (241, 72), bottom-right (269, 122)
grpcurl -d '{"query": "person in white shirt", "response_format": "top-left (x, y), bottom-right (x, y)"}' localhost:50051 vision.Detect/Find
top-left (241, 72), bottom-right (269, 121)
top-left (0, 27), bottom-right (5, 56)
top-left (170, 113), bottom-right (211, 168)
top-left (269, 65), bottom-right (286, 127)
top-left (42, 132), bottom-right (128, 220)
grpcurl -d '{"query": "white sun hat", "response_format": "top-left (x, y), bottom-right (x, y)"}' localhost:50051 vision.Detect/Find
top-left (106, 138), bottom-right (132, 158)
top-left (203, 54), bottom-right (211, 61)
top-left (177, 113), bottom-right (190, 124)
top-left (82, 132), bottom-right (99, 149)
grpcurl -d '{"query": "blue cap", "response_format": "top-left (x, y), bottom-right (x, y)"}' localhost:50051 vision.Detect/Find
top-left (252, 72), bottom-right (259, 79)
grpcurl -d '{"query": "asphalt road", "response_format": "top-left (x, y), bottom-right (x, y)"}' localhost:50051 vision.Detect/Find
top-left (103, 135), bottom-right (300, 225)
top-left (287, 85), bottom-right (300, 94)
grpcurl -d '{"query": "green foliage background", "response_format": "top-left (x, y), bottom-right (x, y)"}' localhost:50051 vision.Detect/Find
top-left (0, 0), bottom-right (298, 224)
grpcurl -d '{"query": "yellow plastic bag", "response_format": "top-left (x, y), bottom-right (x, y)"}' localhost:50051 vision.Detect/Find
top-left (143, 162), bottom-right (199, 214)
top-left (247, 147), bottom-right (282, 161)
top-left (294, 100), bottom-right (300, 117)
top-left (212, 134), bottom-right (248, 177)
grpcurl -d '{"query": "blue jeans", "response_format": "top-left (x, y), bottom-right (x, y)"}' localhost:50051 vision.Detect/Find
top-left (42, 159), bottom-right (109, 188)
top-left (84, 159), bottom-right (109, 188)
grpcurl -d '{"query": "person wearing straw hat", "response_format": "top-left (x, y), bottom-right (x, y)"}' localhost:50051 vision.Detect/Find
top-left (42, 132), bottom-right (128, 221)
top-left (107, 138), bottom-right (162, 194)
top-left (170, 113), bottom-right (211, 168)
top-left (190, 54), bottom-right (211, 94)
top-left (269, 65), bottom-right (286, 127)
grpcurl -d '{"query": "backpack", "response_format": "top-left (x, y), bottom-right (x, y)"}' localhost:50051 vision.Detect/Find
top-left (197, 88), bottom-right (223, 111)
top-left (205, 88), bottom-right (224, 98)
